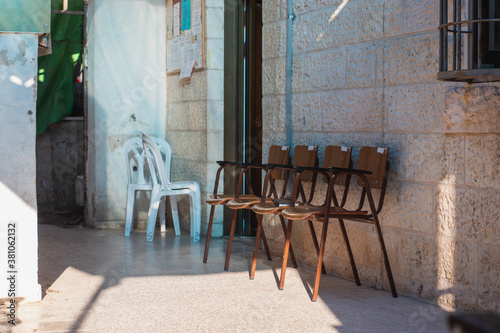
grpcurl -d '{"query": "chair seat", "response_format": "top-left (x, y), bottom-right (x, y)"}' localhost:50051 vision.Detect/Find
top-left (282, 206), bottom-right (368, 221)
top-left (226, 196), bottom-right (274, 210)
top-left (206, 194), bottom-right (234, 205)
top-left (251, 202), bottom-right (284, 215)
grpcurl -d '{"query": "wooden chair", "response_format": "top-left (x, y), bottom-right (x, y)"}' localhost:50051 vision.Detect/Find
top-left (250, 146), bottom-right (351, 281)
top-left (281, 147), bottom-right (397, 301)
top-left (224, 145), bottom-right (318, 274)
top-left (203, 145), bottom-right (290, 269)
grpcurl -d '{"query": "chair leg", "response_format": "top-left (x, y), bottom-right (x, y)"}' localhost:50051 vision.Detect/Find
top-left (338, 219), bottom-right (361, 286)
top-left (189, 186), bottom-right (201, 241)
top-left (312, 218), bottom-right (329, 301)
top-left (170, 196), bottom-right (181, 236)
top-left (146, 187), bottom-right (161, 242)
top-left (279, 215), bottom-right (298, 268)
top-left (203, 205), bottom-right (216, 263)
top-left (250, 215), bottom-right (263, 279)
top-left (373, 215), bottom-right (398, 297)
top-left (159, 198), bottom-right (166, 233)
top-left (307, 220), bottom-right (326, 275)
top-left (224, 209), bottom-right (238, 271)
top-left (278, 219), bottom-right (293, 290)
top-left (124, 189), bottom-right (136, 237)
top-left (260, 226), bottom-right (272, 261)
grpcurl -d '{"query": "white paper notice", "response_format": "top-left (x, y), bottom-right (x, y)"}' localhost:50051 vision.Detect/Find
top-left (194, 36), bottom-right (203, 69)
top-left (179, 44), bottom-right (195, 80)
top-left (192, 0), bottom-right (202, 35)
top-left (172, 37), bottom-right (181, 71)
top-left (173, 3), bottom-right (180, 37)
top-left (183, 29), bottom-right (191, 43)
top-left (167, 40), bottom-right (173, 72)
top-left (166, 7), bottom-right (173, 39)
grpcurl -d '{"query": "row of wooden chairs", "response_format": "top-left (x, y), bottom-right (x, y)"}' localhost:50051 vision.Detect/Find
top-left (203, 144), bottom-right (397, 301)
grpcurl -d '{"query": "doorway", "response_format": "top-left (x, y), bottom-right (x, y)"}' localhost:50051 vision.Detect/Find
top-left (223, 0), bottom-right (263, 236)
top-left (36, 0), bottom-right (86, 227)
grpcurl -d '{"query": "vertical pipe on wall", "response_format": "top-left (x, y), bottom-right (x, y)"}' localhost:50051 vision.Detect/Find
top-left (457, 0), bottom-right (462, 70)
top-left (453, 0), bottom-right (457, 70)
top-left (285, 0), bottom-right (294, 148)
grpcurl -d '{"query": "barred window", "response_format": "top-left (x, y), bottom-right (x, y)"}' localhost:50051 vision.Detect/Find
top-left (438, 0), bottom-right (500, 82)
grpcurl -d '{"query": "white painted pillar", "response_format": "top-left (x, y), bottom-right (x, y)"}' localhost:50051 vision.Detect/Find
top-left (0, 33), bottom-right (41, 302)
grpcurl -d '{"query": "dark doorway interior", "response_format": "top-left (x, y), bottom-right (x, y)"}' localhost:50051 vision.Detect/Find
top-left (36, 0), bottom-right (86, 227)
top-left (223, 0), bottom-right (263, 236)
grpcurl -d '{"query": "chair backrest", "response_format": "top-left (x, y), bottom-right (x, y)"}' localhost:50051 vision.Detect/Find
top-left (293, 145), bottom-right (318, 181)
top-left (123, 136), bottom-right (173, 186)
top-left (123, 137), bottom-right (147, 185)
top-left (323, 146), bottom-right (352, 185)
top-left (142, 135), bottom-right (173, 190)
top-left (357, 147), bottom-right (388, 189)
top-left (268, 145), bottom-right (290, 180)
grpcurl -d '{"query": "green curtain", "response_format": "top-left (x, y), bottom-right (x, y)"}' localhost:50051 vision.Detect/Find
top-left (37, 0), bottom-right (83, 135)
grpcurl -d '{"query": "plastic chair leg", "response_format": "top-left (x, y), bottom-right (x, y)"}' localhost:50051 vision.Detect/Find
top-left (159, 198), bottom-right (166, 232)
top-left (124, 188), bottom-right (136, 237)
top-left (170, 196), bottom-right (181, 236)
top-left (146, 187), bottom-right (161, 242)
top-left (188, 185), bottom-right (201, 242)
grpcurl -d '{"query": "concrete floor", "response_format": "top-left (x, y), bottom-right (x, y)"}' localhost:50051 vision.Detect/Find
top-left (1, 224), bottom-right (453, 332)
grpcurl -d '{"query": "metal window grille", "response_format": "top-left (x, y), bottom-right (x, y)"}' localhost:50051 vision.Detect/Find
top-left (438, 0), bottom-right (500, 82)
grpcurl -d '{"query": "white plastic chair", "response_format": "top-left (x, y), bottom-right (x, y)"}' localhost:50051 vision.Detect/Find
top-left (123, 136), bottom-right (180, 237)
top-left (123, 136), bottom-right (200, 242)
top-left (141, 134), bottom-right (201, 242)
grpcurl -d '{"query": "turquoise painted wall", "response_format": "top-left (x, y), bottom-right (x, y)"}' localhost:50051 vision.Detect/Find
top-left (0, 0), bottom-right (50, 33)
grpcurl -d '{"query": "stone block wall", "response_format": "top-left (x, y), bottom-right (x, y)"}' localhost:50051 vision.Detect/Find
top-left (262, 0), bottom-right (500, 312)
top-left (166, 0), bottom-right (224, 237)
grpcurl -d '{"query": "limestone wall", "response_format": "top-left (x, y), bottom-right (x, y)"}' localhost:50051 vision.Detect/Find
top-left (262, 0), bottom-right (499, 312)
top-left (166, 0), bottom-right (224, 237)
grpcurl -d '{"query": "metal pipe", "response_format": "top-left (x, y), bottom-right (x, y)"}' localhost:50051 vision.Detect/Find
top-left (457, 0), bottom-right (462, 70)
top-left (478, 0), bottom-right (483, 68)
top-left (453, 0), bottom-right (457, 70)
top-left (439, 0), bottom-right (446, 71)
top-left (439, 17), bottom-right (500, 28)
top-left (285, 0), bottom-right (294, 148)
top-left (443, 0), bottom-right (448, 71)
top-left (51, 10), bottom-right (85, 15)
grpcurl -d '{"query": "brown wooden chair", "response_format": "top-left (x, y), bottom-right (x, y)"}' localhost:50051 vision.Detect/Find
top-left (203, 145), bottom-right (290, 268)
top-left (223, 145), bottom-right (317, 272)
top-left (281, 147), bottom-right (397, 301)
top-left (250, 145), bottom-right (352, 281)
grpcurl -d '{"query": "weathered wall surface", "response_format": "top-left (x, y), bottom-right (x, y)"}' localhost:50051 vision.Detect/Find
top-left (262, 0), bottom-right (500, 312)
top-left (37, 119), bottom-right (85, 214)
top-left (0, 33), bottom-right (41, 301)
top-left (85, 0), bottom-right (167, 228)
top-left (166, 0), bottom-right (224, 236)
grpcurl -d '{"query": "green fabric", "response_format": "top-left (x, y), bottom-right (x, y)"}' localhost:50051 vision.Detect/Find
top-left (36, 0), bottom-right (83, 135)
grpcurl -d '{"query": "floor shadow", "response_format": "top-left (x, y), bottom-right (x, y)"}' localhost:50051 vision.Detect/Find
top-left (34, 224), bottom-right (453, 333)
